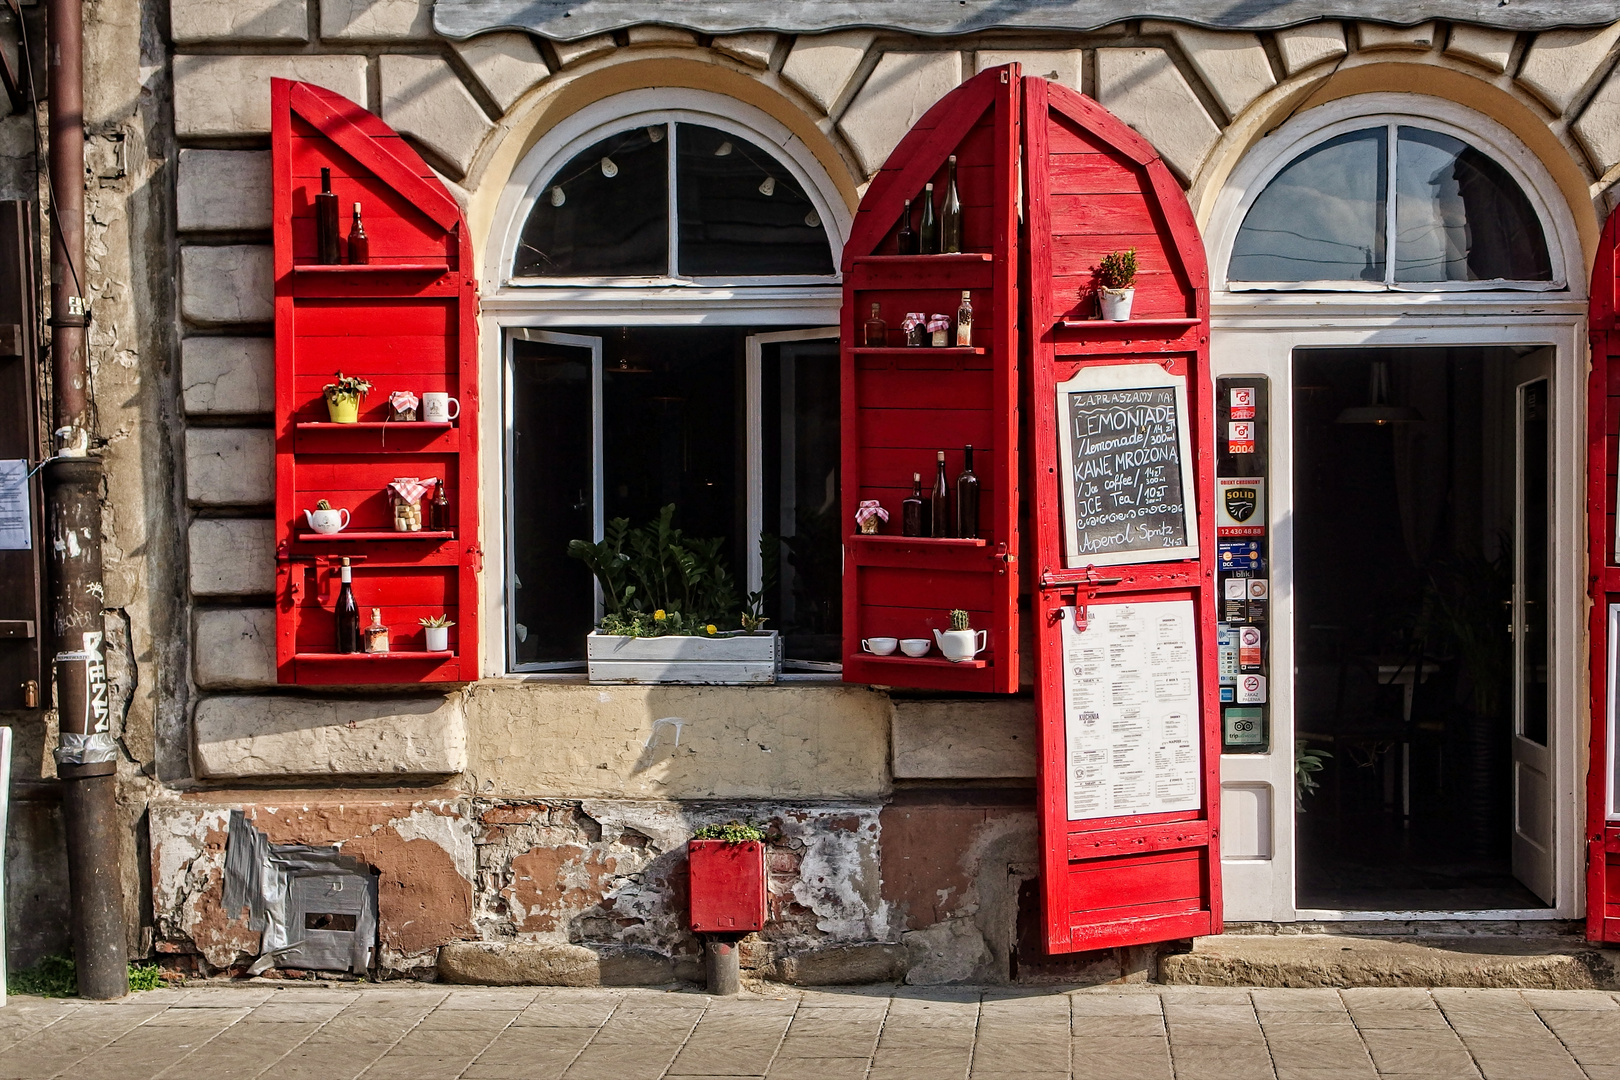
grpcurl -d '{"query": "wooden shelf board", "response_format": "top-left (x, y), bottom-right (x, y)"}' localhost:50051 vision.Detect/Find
top-left (294, 530), bottom-right (454, 542)
top-left (849, 653), bottom-right (988, 669)
top-left (1058, 317), bottom-right (1200, 329)
top-left (852, 346), bottom-right (986, 356)
top-left (295, 421), bottom-right (455, 431)
top-left (852, 253), bottom-right (993, 266)
top-left (293, 262), bottom-right (449, 273)
top-left (848, 534), bottom-right (987, 547)
top-left (295, 651), bottom-right (453, 661)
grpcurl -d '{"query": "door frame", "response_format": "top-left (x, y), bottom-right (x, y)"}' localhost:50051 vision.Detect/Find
top-left (1210, 304), bottom-right (1586, 922)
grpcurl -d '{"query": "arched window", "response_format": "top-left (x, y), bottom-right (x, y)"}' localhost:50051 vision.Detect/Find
top-left (513, 121), bottom-right (836, 280)
top-left (1229, 122), bottom-right (1553, 289)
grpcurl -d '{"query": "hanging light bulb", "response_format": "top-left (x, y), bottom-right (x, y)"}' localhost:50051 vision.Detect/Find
top-left (804, 208), bottom-right (821, 228)
top-left (646, 125), bottom-right (664, 142)
top-left (714, 140), bottom-right (733, 157)
top-left (549, 185), bottom-right (566, 207)
top-left (600, 156), bottom-right (618, 178)
top-left (758, 176), bottom-right (776, 196)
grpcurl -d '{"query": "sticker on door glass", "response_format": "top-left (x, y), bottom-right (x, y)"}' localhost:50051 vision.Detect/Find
top-left (1229, 386), bottom-right (1256, 420)
top-left (1216, 477), bottom-right (1265, 537)
top-left (1227, 421), bottom-right (1255, 454)
top-left (1062, 598), bottom-right (1201, 821)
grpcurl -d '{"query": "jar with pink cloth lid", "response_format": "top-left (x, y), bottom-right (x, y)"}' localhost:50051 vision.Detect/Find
top-left (389, 477), bottom-right (433, 531)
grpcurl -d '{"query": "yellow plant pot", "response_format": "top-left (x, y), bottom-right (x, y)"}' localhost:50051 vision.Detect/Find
top-left (326, 394), bottom-right (360, 423)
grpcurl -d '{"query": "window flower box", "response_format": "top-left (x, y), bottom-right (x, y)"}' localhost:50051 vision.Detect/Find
top-left (585, 630), bottom-right (781, 685)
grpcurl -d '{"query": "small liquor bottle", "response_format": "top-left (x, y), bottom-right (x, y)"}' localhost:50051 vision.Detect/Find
top-left (956, 291), bottom-right (973, 347)
top-left (896, 198), bottom-right (917, 255)
top-left (363, 608), bottom-right (390, 654)
top-left (429, 478), bottom-right (450, 531)
top-left (902, 473), bottom-right (925, 537)
top-left (315, 167), bottom-right (341, 265)
top-left (918, 183), bottom-right (938, 255)
top-left (941, 155), bottom-right (962, 253)
top-left (956, 444), bottom-right (980, 539)
top-left (863, 303), bottom-right (887, 347)
top-left (347, 202), bottom-right (369, 265)
top-left (930, 450), bottom-right (951, 538)
top-left (335, 556), bottom-right (360, 654)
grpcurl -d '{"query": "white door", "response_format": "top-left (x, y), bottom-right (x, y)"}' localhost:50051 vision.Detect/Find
top-left (1511, 350), bottom-right (1555, 904)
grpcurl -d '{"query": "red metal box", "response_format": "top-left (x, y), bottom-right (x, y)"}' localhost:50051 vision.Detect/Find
top-left (687, 840), bottom-right (766, 933)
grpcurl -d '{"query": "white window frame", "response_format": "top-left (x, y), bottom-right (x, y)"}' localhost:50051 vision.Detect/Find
top-left (1207, 93), bottom-right (1587, 924)
top-left (481, 90), bottom-right (849, 678)
top-left (1211, 95), bottom-right (1578, 296)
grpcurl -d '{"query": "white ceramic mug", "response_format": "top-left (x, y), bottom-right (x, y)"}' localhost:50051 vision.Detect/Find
top-left (304, 506), bottom-right (350, 534)
top-left (899, 638), bottom-right (931, 658)
top-left (861, 637), bottom-right (898, 656)
top-left (422, 392), bottom-right (460, 423)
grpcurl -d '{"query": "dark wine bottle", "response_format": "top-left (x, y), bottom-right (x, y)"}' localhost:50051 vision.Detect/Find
top-left (918, 183), bottom-right (938, 255)
top-left (956, 444), bottom-right (980, 539)
top-left (902, 472), bottom-right (925, 537)
top-left (347, 201), bottom-right (369, 265)
top-left (429, 477), bottom-right (450, 531)
top-left (335, 556), bottom-right (360, 654)
top-left (941, 155), bottom-right (962, 253)
top-left (896, 198), bottom-right (917, 255)
top-left (930, 450), bottom-right (951, 538)
top-left (316, 167), bottom-right (341, 265)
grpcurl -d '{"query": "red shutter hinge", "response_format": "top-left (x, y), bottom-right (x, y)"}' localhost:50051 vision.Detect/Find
top-left (466, 543), bottom-right (484, 573)
top-left (992, 542), bottom-right (1016, 575)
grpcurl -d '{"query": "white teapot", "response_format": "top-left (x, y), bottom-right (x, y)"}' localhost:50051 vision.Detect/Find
top-left (934, 610), bottom-right (987, 663)
top-left (304, 503), bottom-right (350, 534)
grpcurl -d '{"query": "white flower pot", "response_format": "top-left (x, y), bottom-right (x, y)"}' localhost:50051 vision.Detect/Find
top-left (1099, 286), bottom-right (1135, 321)
top-left (586, 631), bottom-right (781, 685)
top-left (933, 627), bottom-right (987, 663)
top-left (423, 625), bottom-right (449, 652)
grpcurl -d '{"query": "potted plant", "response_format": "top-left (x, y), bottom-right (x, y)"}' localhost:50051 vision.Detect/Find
top-left (688, 821), bottom-right (767, 935)
top-left (419, 614), bottom-right (454, 653)
top-left (303, 498), bottom-right (349, 534)
top-left (1096, 248), bottom-right (1137, 321)
top-left (323, 372), bottom-right (373, 423)
top-left (933, 608), bottom-right (987, 663)
top-left (569, 505), bottom-right (780, 684)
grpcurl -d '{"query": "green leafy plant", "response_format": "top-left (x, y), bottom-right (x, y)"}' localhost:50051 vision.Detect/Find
top-left (127, 963), bottom-right (168, 992)
top-left (569, 504), bottom-right (745, 636)
top-left (1295, 740), bottom-right (1332, 811)
top-left (419, 614), bottom-right (456, 628)
top-left (742, 533), bottom-right (778, 633)
top-left (692, 820), bottom-right (766, 843)
top-left (1097, 248), bottom-right (1138, 290)
top-left (4, 955), bottom-right (172, 997)
top-left (949, 608), bottom-right (970, 632)
top-left (323, 372), bottom-right (373, 402)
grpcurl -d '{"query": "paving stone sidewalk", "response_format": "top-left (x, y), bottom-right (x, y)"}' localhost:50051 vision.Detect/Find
top-left (2, 982), bottom-right (1619, 1080)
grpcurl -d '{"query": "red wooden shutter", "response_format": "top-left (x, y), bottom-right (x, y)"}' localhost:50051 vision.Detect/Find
top-left (271, 79), bottom-right (479, 685)
top-left (840, 65), bottom-right (1022, 694)
top-left (1025, 79), bottom-right (1221, 951)
top-left (1587, 213), bottom-right (1620, 942)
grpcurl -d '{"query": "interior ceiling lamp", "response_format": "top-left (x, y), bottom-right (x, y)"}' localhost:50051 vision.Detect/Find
top-left (599, 156), bottom-right (618, 178)
top-left (1335, 360), bottom-right (1424, 425)
top-left (549, 185), bottom-right (565, 206)
top-left (714, 140), bottom-right (733, 157)
top-left (647, 125), bottom-right (664, 142)
top-left (758, 176), bottom-right (776, 196)
top-left (612, 327), bottom-right (652, 374)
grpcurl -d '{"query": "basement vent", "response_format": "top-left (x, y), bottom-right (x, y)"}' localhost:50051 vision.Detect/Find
top-left (222, 810), bottom-right (378, 975)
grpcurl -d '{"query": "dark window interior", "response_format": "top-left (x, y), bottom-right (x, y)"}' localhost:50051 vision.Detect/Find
top-left (514, 127), bottom-right (668, 277)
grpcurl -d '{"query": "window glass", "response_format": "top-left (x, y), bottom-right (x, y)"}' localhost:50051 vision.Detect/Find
top-left (675, 124), bottom-right (834, 277)
top-left (1395, 127), bottom-right (1552, 283)
top-left (1230, 128), bottom-right (1387, 283)
top-left (514, 127), bottom-right (667, 277)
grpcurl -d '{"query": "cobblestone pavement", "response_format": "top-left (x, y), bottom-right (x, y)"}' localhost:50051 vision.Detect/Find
top-left (3, 983), bottom-right (1620, 1079)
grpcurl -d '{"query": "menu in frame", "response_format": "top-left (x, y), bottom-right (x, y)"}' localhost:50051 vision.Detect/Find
top-left (1062, 598), bottom-right (1202, 822)
top-left (1055, 364), bottom-right (1199, 568)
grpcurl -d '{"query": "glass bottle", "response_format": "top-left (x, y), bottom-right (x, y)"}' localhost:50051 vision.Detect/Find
top-left (918, 183), bottom-right (938, 255)
top-left (956, 444), bottom-right (980, 539)
top-left (315, 167), bottom-right (341, 264)
top-left (941, 155), bottom-right (962, 253)
top-left (903, 312), bottom-right (926, 347)
top-left (335, 557), bottom-right (360, 654)
top-left (956, 291), bottom-right (973, 347)
top-left (363, 608), bottom-right (390, 654)
top-left (896, 198), bottom-right (917, 255)
top-left (930, 450), bottom-right (951, 538)
top-left (863, 303), bottom-right (887, 347)
top-left (347, 202), bottom-right (369, 265)
top-left (429, 478), bottom-right (450, 531)
top-left (902, 473), bottom-right (925, 537)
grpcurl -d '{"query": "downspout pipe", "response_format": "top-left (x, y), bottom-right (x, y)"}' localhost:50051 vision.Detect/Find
top-left (45, 0), bottom-right (126, 1000)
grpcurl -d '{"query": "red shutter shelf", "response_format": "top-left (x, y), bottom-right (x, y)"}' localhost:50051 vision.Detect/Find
top-left (846, 534), bottom-right (987, 548)
top-left (272, 79), bottom-right (480, 686)
top-left (848, 654), bottom-right (988, 670)
top-left (851, 346), bottom-right (986, 357)
top-left (1057, 317), bottom-right (1200, 329)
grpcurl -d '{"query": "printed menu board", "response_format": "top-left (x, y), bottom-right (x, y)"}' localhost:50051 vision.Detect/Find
top-left (1056, 365), bottom-right (1199, 568)
top-left (1062, 598), bottom-right (1202, 821)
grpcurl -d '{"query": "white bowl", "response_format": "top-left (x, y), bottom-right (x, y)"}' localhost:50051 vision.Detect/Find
top-left (899, 638), bottom-right (931, 657)
top-left (861, 637), bottom-right (898, 656)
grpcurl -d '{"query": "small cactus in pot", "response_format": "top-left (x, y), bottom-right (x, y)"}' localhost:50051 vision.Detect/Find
top-left (949, 608), bottom-right (970, 631)
top-left (935, 608), bottom-right (986, 663)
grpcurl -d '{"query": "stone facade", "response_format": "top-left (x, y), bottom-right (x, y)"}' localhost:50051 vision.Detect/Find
top-left (7, 1), bottom-right (1620, 982)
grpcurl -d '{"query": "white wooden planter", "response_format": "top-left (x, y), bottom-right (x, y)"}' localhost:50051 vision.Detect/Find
top-left (586, 631), bottom-right (781, 685)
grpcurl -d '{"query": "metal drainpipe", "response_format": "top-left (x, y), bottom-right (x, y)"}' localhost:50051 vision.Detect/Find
top-left (45, 0), bottom-right (126, 1000)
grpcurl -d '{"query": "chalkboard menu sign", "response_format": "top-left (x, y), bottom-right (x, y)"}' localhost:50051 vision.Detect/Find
top-left (1055, 365), bottom-right (1199, 567)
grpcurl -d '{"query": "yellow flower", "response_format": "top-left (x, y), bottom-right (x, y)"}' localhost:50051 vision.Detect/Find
top-left (706, 624), bottom-right (717, 635)
top-left (654, 609), bottom-right (666, 621)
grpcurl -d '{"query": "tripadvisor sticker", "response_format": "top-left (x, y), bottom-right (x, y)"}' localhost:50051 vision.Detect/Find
top-left (1216, 477), bottom-right (1264, 537)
